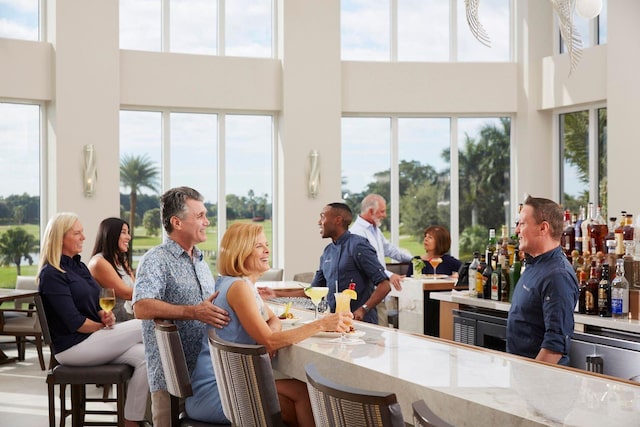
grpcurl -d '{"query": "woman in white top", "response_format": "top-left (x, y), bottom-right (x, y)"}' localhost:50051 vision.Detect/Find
top-left (88, 217), bottom-right (135, 321)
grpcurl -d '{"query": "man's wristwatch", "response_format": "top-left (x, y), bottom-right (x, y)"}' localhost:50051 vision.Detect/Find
top-left (361, 304), bottom-right (370, 313)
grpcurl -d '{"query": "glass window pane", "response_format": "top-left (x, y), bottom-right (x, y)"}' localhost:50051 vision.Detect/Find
top-left (170, 0), bottom-right (217, 55)
top-left (458, 117), bottom-right (511, 259)
top-left (597, 108), bottom-right (607, 211)
top-left (120, 0), bottom-right (161, 51)
top-left (170, 112), bottom-right (218, 272)
top-left (0, 0), bottom-right (39, 41)
top-left (398, 0), bottom-right (449, 62)
top-left (0, 102), bottom-right (40, 284)
top-left (398, 118), bottom-right (451, 256)
top-left (341, 0), bottom-right (390, 61)
top-left (119, 110), bottom-right (162, 266)
top-left (225, 0), bottom-right (272, 57)
top-left (225, 115), bottom-right (273, 259)
top-left (598, 0), bottom-right (607, 44)
top-left (457, 0), bottom-right (510, 62)
top-left (560, 111), bottom-right (589, 213)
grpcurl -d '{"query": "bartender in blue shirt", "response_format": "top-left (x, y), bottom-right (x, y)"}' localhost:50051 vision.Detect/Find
top-left (507, 196), bottom-right (579, 365)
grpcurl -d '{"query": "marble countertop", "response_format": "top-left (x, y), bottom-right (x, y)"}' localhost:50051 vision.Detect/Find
top-left (270, 303), bottom-right (640, 426)
top-left (431, 291), bottom-right (640, 334)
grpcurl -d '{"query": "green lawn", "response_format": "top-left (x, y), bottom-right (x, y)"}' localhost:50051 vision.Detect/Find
top-left (0, 219), bottom-right (422, 288)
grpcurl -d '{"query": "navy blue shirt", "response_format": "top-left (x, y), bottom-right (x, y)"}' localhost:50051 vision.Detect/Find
top-left (38, 255), bottom-right (102, 354)
top-left (311, 231), bottom-right (388, 324)
top-left (507, 246), bottom-right (579, 365)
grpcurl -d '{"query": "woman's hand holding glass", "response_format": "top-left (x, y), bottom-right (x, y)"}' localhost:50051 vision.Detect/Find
top-left (99, 288), bottom-right (116, 329)
top-left (316, 311), bottom-right (353, 333)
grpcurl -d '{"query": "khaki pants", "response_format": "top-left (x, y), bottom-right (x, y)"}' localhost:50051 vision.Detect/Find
top-left (377, 298), bottom-right (388, 326)
top-left (151, 390), bottom-right (176, 427)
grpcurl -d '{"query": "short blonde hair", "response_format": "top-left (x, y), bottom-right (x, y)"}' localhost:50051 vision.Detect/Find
top-left (217, 222), bottom-right (265, 277)
top-left (38, 212), bottom-right (80, 275)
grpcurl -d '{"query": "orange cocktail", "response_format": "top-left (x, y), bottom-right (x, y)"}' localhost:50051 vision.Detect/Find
top-left (429, 257), bottom-right (443, 279)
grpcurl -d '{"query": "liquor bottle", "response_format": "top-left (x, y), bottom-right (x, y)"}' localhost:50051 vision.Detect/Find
top-left (597, 263), bottom-right (611, 317)
top-left (587, 204), bottom-right (608, 255)
top-left (490, 263), bottom-right (503, 301)
top-left (585, 260), bottom-right (599, 315)
top-left (623, 213), bottom-right (635, 258)
top-left (482, 256), bottom-right (493, 299)
top-left (498, 225), bottom-right (510, 270)
top-left (605, 239), bottom-right (617, 281)
top-left (581, 203), bottom-right (595, 255)
top-left (468, 252), bottom-right (480, 298)
top-left (485, 229), bottom-right (496, 269)
top-left (561, 209), bottom-right (575, 259)
top-left (508, 248), bottom-right (521, 302)
top-left (604, 216), bottom-right (617, 255)
top-left (574, 206), bottom-right (585, 254)
top-left (476, 254), bottom-right (487, 298)
top-left (577, 270), bottom-right (587, 314)
top-left (615, 212), bottom-right (626, 256)
top-left (611, 259), bottom-right (630, 320)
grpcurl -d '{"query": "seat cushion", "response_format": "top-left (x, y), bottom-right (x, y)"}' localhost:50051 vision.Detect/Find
top-left (49, 363), bottom-right (133, 385)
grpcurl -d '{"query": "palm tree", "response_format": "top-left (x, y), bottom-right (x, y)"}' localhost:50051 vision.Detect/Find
top-left (120, 154), bottom-right (159, 239)
top-left (0, 228), bottom-right (38, 275)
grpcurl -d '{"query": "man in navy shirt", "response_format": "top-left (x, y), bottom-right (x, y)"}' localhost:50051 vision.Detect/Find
top-left (311, 202), bottom-right (392, 324)
top-left (507, 196), bottom-right (579, 365)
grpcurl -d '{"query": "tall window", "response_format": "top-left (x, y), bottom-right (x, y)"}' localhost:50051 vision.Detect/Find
top-left (560, 0), bottom-right (607, 52)
top-left (559, 107), bottom-right (607, 216)
top-left (342, 116), bottom-right (511, 261)
top-left (0, 102), bottom-right (41, 286)
top-left (119, 110), bottom-right (274, 274)
top-left (341, 0), bottom-right (512, 62)
top-left (0, 0), bottom-right (39, 41)
top-left (119, 0), bottom-right (273, 57)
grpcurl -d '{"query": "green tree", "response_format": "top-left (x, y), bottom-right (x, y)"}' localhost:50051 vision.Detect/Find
top-left (142, 208), bottom-right (161, 237)
top-left (120, 154), bottom-right (159, 239)
top-left (0, 227), bottom-right (38, 275)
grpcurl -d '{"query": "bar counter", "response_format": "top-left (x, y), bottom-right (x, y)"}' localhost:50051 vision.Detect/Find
top-left (269, 303), bottom-right (640, 427)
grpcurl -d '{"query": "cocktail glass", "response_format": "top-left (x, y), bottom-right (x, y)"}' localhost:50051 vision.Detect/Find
top-left (304, 287), bottom-right (329, 320)
top-left (334, 292), bottom-right (353, 343)
top-left (429, 257), bottom-right (443, 279)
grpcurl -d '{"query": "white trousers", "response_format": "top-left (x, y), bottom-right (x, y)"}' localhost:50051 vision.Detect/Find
top-left (55, 319), bottom-right (149, 421)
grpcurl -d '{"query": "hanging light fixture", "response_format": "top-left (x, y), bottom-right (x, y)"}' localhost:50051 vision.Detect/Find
top-left (575, 0), bottom-right (603, 20)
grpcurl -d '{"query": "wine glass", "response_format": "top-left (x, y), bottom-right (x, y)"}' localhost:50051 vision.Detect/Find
top-left (99, 288), bottom-right (116, 329)
top-left (334, 292), bottom-right (352, 343)
top-left (304, 287), bottom-right (329, 320)
top-left (429, 257), bottom-right (443, 279)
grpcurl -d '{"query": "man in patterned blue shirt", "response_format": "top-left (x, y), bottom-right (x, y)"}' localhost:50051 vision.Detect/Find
top-left (133, 187), bottom-right (230, 427)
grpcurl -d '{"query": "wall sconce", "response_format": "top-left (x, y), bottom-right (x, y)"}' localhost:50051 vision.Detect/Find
top-left (83, 144), bottom-right (97, 197)
top-left (308, 150), bottom-right (320, 198)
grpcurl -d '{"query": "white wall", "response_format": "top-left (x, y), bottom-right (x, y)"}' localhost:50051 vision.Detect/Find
top-left (1, 0), bottom-right (637, 270)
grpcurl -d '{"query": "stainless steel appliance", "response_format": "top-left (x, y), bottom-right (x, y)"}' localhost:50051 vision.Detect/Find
top-left (570, 326), bottom-right (640, 382)
top-left (452, 308), bottom-right (507, 352)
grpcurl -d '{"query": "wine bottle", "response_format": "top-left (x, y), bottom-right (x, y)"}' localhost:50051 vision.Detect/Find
top-left (476, 254), bottom-right (486, 299)
top-left (561, 209), bottom-right (575, 259)
top-left (581, 202), bottom-right (595, 255)
top-left (577, 270), bottom-right (587, 314)
top-left (585, 260), bottom-right (599, 315)
top-left (490, 263), bottom-right (503, 301)
top-left (508, 248), bottom-right (521, 302)
top-left (574, 206), bottom-right (585, 254)
top-left (597, 263), bottom-right (611, 317)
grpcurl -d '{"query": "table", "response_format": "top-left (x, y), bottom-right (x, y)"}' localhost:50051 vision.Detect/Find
top-left (388, 276), bottom-right (459, 335)
top-left (0, 288), bottom-right (39, 365)
top-left (256, 280), bottom-right (308, 292)
top-left (270, 303), bottom-right (640, 426)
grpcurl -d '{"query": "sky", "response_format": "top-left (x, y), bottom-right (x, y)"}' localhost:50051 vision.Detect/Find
top-left (0, 0), bottom-right (604, 201)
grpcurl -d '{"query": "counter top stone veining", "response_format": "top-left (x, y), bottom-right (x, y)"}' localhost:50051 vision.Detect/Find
top-left (269, 302), bottom-right (640, 426)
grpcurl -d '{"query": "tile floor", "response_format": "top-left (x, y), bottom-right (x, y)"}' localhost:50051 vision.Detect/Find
top-left (0, 337), bottom-right (118, 426)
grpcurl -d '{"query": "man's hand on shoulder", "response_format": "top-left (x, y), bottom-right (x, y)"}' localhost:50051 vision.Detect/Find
top-left (194, 292), bottom-right (230, 328)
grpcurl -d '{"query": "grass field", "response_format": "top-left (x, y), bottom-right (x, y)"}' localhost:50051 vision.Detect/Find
top-left (0, 219), bottom-right (423, 288)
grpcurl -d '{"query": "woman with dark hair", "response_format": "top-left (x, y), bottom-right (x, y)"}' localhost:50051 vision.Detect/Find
top-left (88, 217), bottom-right (135, 321)
top-left (406, 225), bottom-right (462, 277)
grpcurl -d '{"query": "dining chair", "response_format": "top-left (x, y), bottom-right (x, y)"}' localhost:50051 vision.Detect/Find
top-left (304, 363), bottom-right (405, 427)
top-left (412, 399), bottom-right (454, 427)
top-left (0, 275), bottom-right (45, 369)
top-left (35, 294), bottom-right (133, 427)
top-left (292, 271), bottom-right (315, 283)
top-left (207, 329), bottom-right (285, 427)
top-left (257, 269), bottom-right (284, 282)
top-left (154, 320), bottom-right (230, 427)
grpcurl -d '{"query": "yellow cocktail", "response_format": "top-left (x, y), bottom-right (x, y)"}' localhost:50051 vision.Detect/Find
top-left (334, 292), bottom-right (352, 313)
top-left (304, 287), bottom-right (329, 319)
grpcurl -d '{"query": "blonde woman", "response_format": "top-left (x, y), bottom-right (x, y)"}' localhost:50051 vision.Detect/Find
top-left (186, 222), bottom-right (352, 426)
top-left (37, 212), bottom-right (149, 427)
